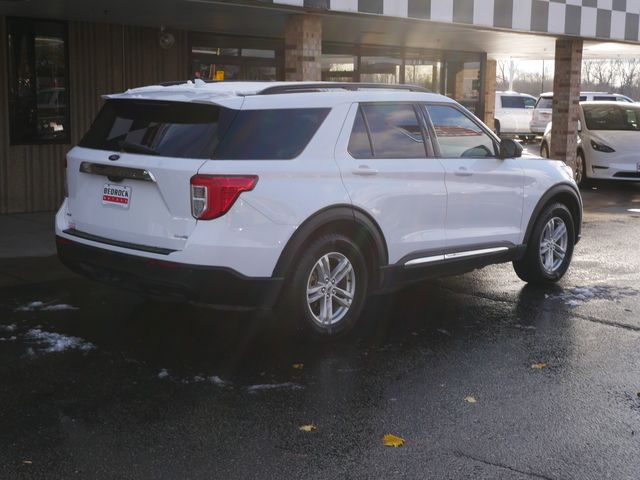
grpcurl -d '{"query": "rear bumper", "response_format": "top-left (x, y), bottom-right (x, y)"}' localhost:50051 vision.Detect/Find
top-left (56, 236), bottom-right (284, 309)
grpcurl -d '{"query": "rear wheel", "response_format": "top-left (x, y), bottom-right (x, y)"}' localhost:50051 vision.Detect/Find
top-left (575, 151), bottom-right (587, 187)
top-left (513, 203), bottom-right (575, 284)
top-left (279, 233), bottom-right (369, 338)
top-left (540, 141), bottom-right (549, 158)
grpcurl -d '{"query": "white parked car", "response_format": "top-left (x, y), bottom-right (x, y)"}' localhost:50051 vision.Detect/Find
top-left (55, 81), bottom-right (582, 337)
top-left (541, 101), bottom-right (640, 186)
top-left (494, 91), bottom-right (536, 141)
top-left (530, 91), bottom-right (635, 135)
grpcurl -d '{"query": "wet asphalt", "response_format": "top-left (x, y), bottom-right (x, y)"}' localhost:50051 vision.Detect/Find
top-left (1, 177), bottom-right (640, 479)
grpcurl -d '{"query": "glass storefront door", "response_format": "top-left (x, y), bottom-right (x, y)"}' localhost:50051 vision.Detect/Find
top-left (442, 54), bottom-right (482, 114)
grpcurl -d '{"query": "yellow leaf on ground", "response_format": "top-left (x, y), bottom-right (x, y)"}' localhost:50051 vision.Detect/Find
top-left (464, 395), bottom-right (477, 404)
top-left (531, 363), bottom-right (547, 369)
top-left (382, 434), bottom-right (405, 447)
top-left (299, 424), bottom-right (317, 432)
top-left (292, 363), bottom-right (304, 370)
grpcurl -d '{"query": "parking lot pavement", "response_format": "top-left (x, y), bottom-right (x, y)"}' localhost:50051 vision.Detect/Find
top-left (1, 182), bottom-right (640, 480)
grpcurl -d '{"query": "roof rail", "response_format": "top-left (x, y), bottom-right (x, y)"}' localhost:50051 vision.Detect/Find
top-left (258, 83), bottom-right (431, 95)
top-left (158, 79), bottom-right (220, 87)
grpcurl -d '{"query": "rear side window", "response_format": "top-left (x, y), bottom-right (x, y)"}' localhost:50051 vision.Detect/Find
top-left (593, 96), bottom-right (616, 101)
top-left (349, 104), bottom-right (427, 159)
top-left (348, 108), bottom-right (373, 158)
top-left (535, 97), bottom-right (553, 109)
top-left (214, 108), bottom-right (329, 160)
top-left (426, 105), bottom-right (496, 158)
top-left (79, 100), bottom-right (234, 159)
top-left (501, 96), bottom-right (526, 109)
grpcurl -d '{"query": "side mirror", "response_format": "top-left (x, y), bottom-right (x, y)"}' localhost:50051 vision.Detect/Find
top-left (499, 138), bottom-right (523, 159)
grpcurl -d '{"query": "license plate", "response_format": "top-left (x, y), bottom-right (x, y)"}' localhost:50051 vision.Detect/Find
top-left (102, 184), bottom-right (131, 209)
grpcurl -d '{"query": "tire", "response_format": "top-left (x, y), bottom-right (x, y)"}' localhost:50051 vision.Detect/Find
top-left (513, 202), bottom-right (575, 284)
top-left (279, 233), bottom-right (369, 338)
top-left (575, 150), bottom-right (588, 187)
top-left (540, 141), bottom-right (549, 158)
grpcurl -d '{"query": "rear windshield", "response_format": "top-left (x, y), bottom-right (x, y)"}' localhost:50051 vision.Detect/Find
top-left (535, 97), bottom-right (553, 109)
top-left (583, 105), bottom-right (640, 131)
top-left (79, 100), bottom-right (233, 159)
top-left (80, 100), bottom-right (330, 160)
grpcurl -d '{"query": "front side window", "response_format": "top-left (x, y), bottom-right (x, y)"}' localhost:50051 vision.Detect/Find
top-left (426, 105), bottom-right (496, 158)
top-left (523, 97), bottom-right (536, 109)
top-left (351, 104), bottom-right (427, 159)
top-left (7, 18), bottom-right (69, 144)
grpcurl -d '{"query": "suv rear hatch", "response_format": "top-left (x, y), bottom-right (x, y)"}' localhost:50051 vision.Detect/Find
top-left (66, 98), bottom-right (240, 252)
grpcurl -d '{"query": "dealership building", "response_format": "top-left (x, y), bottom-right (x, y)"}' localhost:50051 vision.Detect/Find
top-left (1, 0), bottom-right (639, 214)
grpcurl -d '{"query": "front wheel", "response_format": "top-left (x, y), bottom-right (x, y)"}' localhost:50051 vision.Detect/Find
top-left (513, 203), bottom-right (575, 284)
top-left (279, 234), bottom-right (369, 338)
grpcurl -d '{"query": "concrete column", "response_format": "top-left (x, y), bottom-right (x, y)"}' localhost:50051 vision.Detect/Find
top-left (483, 59), bottom-right (497, 131)
top-left (550, 38), bottom-right (583, 171)
top-left (284, 15), bottom-right (322, 81)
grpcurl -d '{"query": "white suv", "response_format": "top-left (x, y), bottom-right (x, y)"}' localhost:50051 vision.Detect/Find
top-left (531, 91), bottom-right (634, 134)
top-left (56, 81), bottom-right (582, 337)
top-left (494, 91), bottom-right (536, 140)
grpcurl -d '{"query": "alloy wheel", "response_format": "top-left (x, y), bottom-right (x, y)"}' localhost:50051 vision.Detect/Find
top-left (539, 217), bottom-right (569, 274)
top-left (575, 154), bottom-right (584, 185)
top-left (306, 252), bottom-right (356, 327)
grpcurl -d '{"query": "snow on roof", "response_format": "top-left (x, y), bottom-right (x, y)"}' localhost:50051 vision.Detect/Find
top-left (103, 80), bottom-right (445, 104)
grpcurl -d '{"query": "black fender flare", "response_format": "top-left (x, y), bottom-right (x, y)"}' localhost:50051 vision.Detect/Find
top-left (272, 205), bottom-right (389, 279)
top-left (523, 183), bottom-right (583, 246)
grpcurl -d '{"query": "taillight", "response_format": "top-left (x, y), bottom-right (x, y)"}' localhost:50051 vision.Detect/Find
top-left (190, 175), bottom-right (258, 220)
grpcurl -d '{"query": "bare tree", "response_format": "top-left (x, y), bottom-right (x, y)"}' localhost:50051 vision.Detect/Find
top-left (497, 59), bottom-right (519, 91)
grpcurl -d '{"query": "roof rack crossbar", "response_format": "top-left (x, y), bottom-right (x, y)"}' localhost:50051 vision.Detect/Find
top-left (258, 83), bottom-right (431, 95)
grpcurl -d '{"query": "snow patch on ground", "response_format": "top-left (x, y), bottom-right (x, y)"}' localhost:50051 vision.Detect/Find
top-left (546, 285), bottom-right (637, 307)
top-left (247, 382), bottom-right (304, 393)
top-left (0, 336), bottom-right (17, 342)
top-left (0, 324), bottom-right (17, 333)
top-left (24, 328), bottom-right (95, 353)
top-left (157, 369), bottom-right (231, 387)
top-left (15, 301), bottom-right (78, 312)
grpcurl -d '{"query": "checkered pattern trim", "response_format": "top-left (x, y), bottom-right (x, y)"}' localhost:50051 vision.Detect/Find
top-left (268, 0), bottom-right (640, 41)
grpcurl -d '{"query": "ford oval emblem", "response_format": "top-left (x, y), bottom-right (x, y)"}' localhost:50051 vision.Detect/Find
top-left (108, 154), bottom-right (120, 161)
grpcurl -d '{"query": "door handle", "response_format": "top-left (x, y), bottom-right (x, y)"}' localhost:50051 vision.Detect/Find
top-left (352, 165), bottom-right (379, 176)
top-left (454, 167), bottom-right (473, 177)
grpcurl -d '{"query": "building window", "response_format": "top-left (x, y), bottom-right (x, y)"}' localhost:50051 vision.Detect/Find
top-left (7, 18), bottom-right (69, 145)
top-left (190, 33), bottom-right (281, 82)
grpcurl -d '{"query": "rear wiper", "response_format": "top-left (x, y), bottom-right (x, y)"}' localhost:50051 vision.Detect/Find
top-left (118, 140), bottom-right (159, 156)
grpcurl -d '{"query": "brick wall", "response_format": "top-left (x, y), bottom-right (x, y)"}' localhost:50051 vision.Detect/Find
top-left (284, 15), bottom-right (322, 81)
